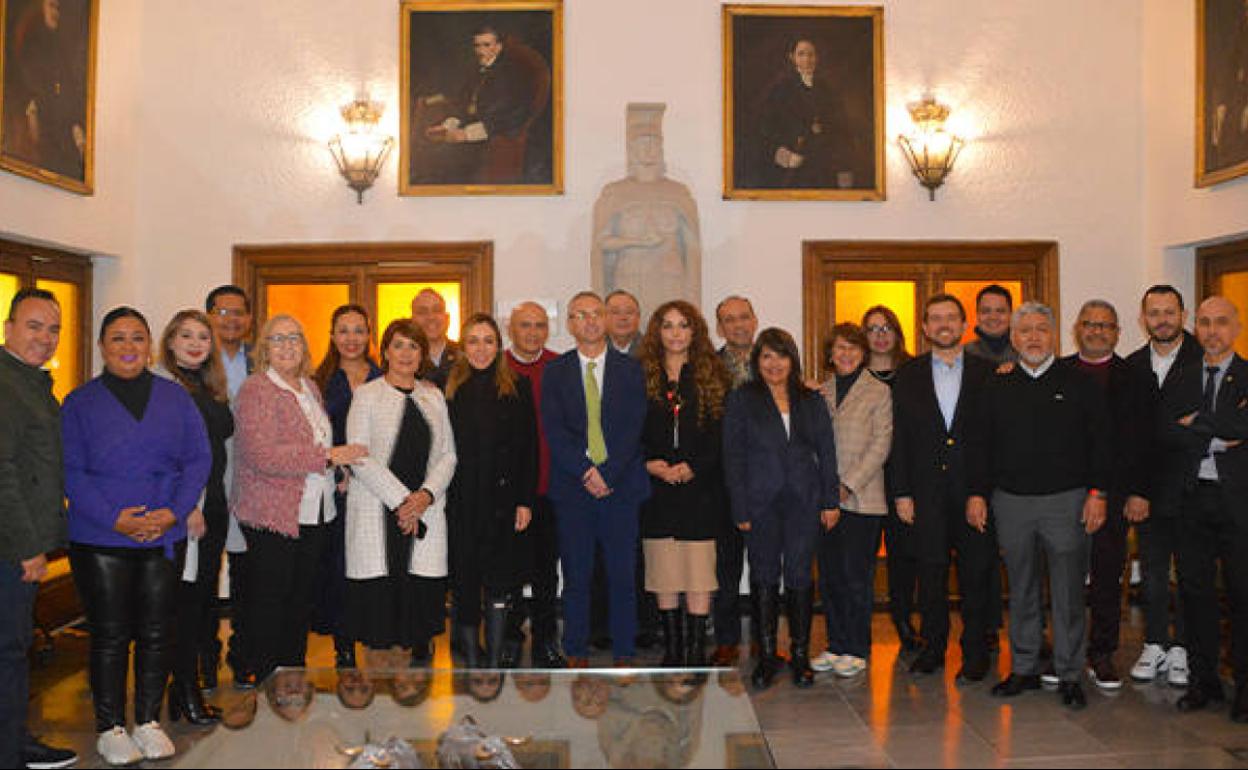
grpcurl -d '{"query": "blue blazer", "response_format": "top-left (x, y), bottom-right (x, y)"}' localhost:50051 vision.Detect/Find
top-left (722, 383), bottom-right (840, 525)
top-left (541, 348), bottom-right (649, 506)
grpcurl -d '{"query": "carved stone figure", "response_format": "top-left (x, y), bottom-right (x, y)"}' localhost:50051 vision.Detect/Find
top-left (591, 104), bottom-right (702, 321)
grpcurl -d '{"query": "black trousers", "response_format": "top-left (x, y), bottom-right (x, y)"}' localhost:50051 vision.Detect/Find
top-left (195, 500), bottom-right (228, 666)
top-left (1087, 492), bottom-right (1129, 662)
top-left (0, 561), bottom-right (36, 767)
top-left (240, 524), bottom-right (327, 681)
top-left (1138, 512), bottom-right (1186, 647)
top-left (452, 545), bottom-right (520, 629)
top-left (1178, 483), bottom-right (1248, 691)
top-left (510, 496), bottom-right (560, 642)
top-left (917, 486), bottom-right (993, 664)
top-left (223, 548), bottom-right (250, 674)
top-left (172, 540), bottom-right (207, 684)
top-left (712, 523), bottom-right (748, 646)
top-left (884, 513), bottom-right (919, 636)
top-left (819, 511), bottom-right (883, 658)
top-left (70, 544), bottom-right (177, 731)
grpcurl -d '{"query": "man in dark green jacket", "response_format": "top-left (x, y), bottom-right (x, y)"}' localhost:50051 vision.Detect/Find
top-left (0, 287), bottom-right (76, 769)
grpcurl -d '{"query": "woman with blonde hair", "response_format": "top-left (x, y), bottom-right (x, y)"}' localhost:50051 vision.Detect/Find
top-left (231, 314), bottom-right (367, 681)
top-left (445, 313), bottom-right (536, 668)
top-left (637, 300), bottom-right (731, 667)
top-left (154, 309), bottom-right (233, 725)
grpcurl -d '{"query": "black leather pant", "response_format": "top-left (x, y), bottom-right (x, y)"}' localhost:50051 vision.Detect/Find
top-left (70, 544), bottom-right (177, 732)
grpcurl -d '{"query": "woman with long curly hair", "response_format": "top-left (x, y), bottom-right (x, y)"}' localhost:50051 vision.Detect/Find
top-left (637, 301), bottom-right (731, 666)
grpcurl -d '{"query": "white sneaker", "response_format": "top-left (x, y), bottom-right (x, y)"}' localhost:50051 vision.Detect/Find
top-left (833, 655), bottom-right (867, 678)
top-left (96, 727), bottom-right (142, 766)
top-left (811, 650), bottom-right (842, 672)
top-left (131, 721), bottom-right (175, 760)
top-left (1130, 643), bottom-right (1168, 682)
top-left (1166, 646), bottom-right (1189, 688)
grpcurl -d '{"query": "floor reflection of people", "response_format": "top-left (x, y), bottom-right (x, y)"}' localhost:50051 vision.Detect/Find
top-left (391, 669), bottom-right (432, 708)
top-left (571, 674), bottom-right (611, 720)
top-left (335, 669), bottom-right (376, 710)
top-left (513, 672), bottom-right (551, 703)
top-left (264, 670), bottom-right (315, 722)
top-left (596, 675), bottom-right (705, 768)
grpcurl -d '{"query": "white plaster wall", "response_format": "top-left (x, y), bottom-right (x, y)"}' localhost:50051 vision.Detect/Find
top-left (6, 0), bottom-right (1152, 355)
top-left (1141, 0), bottom-right (1248, 312)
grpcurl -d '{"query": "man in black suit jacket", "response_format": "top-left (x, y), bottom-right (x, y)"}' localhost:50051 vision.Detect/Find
top-left (890, 294), bottom-right (996, 680)
top-left (1165, 296), bottom-right (1248, 719)
top-left (541, 291), bottom-right (649, 666)
top-left (1062, 300), bottom-right (1154, 690)
top-left (1123, 285), bottom-right (1204, 688)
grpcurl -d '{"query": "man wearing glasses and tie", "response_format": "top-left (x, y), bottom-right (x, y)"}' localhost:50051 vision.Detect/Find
top-left (540, 291), bottom-right (648, 667)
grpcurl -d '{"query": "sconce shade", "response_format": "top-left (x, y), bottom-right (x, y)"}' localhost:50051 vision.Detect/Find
top-left (898, 97), bottom-right (964, 201)
top-left (328, 99), bottom-right (393, 204)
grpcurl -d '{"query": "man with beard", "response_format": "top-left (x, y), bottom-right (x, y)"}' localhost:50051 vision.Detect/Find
top-left (1061, 300), bottom-right (1153, 690)
top-left (1167, 297), bottom-right (1248, 719)
top-left (968, 302), bottom-right (1111, 710)
top-left (889, 294), bottom-right (996, 680)
top-left (411, 288), bottom-right (459, 391)
top-left (1123, 285), bottom-right (1202, 688)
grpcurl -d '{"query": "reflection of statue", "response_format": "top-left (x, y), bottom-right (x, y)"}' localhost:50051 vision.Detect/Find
top-left (592, 104), bottom-right (702, 322)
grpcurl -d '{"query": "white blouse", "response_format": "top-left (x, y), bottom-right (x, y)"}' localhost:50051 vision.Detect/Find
top-left (266, 368), bottom-right (336, 525)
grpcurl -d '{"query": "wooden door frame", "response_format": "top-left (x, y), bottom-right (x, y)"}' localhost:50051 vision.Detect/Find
top-left (0, 236), bottom-right (94, 387)
top-left (232, 241), bottom-right (494, 340)
top-left (802, 240), bottom-right (1060, 376)
top-left (1196, 236), bottom-right (1248, 301)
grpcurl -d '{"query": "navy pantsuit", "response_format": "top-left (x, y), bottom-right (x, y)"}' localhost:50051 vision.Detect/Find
top-left (541, 348), bottom-right (648, 659)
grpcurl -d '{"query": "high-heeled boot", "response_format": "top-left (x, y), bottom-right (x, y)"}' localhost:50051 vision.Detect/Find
top-left (685, 613), bottom-right (708, 667)
top-left (750, 585), bottom-right (783, 690)
top-left (660, 609), bottom-right (684, 667)
top-left (788, 587), bottom-right (815, 688)
top-left (168, 676), bottom-right (221, 725)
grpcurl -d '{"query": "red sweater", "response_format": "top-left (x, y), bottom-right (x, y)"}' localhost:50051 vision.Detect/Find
top-left (506, 348), bottom-right (559, 495)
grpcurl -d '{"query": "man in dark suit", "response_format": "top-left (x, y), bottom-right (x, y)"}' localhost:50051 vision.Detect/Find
top-left (1123, 285), bottom-right (1203, 688)
top-left (1062, 300), bottom-right (1153, 691)
top-left (1166, 296), bottom-right (1248, 719)
top-left (890, 293), bottom-right (996, 681)
top-left (541, 291), bottom-right (649, 666)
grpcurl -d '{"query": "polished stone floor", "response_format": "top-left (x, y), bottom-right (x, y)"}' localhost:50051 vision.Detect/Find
top-left (26, 606), bottom-right (1248, 768)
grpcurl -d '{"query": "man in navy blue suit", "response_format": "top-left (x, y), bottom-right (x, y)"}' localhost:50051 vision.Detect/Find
top-left (542, 291), bottom-right (649, 666)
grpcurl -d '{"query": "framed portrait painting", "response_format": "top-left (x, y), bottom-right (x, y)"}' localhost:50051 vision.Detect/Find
top-left (0, 0), bottom-right (97, 194)
top-left (723, 4), bottom-right (884, 201)
top-left (1197, 0), bottom-right (1248, 187)
top-left (401, 0), bottom-right (562, 196)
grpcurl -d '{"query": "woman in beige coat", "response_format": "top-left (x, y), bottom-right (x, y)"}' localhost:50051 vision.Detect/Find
top-left (812, 323), bottom-right (893, 678)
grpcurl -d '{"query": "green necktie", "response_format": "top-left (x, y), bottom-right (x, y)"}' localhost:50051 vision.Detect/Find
top-left (585, 361), bottom-right (608, 465)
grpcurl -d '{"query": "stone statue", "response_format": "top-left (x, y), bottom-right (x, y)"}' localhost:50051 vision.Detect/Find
top-left (591, 104), bottom-right (702, 322)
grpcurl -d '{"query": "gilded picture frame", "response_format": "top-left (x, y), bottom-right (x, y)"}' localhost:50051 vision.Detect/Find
top-left (0, 0), bottom-right (97, 194)
top-left (723, 4), bottom-right (885, 201)
top-left (1196, 0), bottom-right (1248, 187)
top-left (400, 0), bottom-right (563, 196)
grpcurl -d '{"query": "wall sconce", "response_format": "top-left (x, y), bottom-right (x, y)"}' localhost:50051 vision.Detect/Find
top-left (897, 97), bottom-right (964, 201)
top-left (328, 98), bottom-right (394, 204)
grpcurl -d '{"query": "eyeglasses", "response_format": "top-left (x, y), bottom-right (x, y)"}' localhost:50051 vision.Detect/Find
top-left (865, 324), bottom-right (893, 335)
top-left (1079, 321), bottom-right (1118, 332)
top-left (569, 310), bottom-right (605, 321)
top-left (267, 333), bottom-right (303, 347)
top-left (211, 308), bottom-right (247, 318)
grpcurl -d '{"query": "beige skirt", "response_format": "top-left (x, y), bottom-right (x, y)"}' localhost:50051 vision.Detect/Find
top-left (643, 538), bottom-right (718, 594)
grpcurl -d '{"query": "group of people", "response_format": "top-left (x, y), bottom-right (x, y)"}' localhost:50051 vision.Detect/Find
top-left (4, 277), bottom-right (1248, 768)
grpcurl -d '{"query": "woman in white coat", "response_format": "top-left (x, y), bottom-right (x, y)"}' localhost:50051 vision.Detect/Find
top-left (344, 318), bottom-right (457, 665)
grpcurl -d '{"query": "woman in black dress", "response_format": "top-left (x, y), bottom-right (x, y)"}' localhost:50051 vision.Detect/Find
top-left (155, 310), bottom-right (233, 725)
top-left (637, 300), bottom-right (731, 667)
top-left (344, 319), bottom-right (457, 666)
top-left (445, 313), bottom-right (537, 668)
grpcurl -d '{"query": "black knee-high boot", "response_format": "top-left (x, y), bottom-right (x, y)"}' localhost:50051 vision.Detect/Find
top-left (685, 613), bottom-right (708, 667)
top-left (788, 587), bottom-right (815, 688)
top-left (660, 609), bottom-right (684, 667)
top-left (750, 585), bottom-right (783, 690)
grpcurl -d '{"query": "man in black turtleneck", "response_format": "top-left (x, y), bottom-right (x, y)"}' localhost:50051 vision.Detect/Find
top-left (968, 301), bottom-right (1111, 710)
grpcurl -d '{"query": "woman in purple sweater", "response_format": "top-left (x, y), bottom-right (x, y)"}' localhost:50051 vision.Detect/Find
top-left (62, 307), bottom-right (211, 766)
